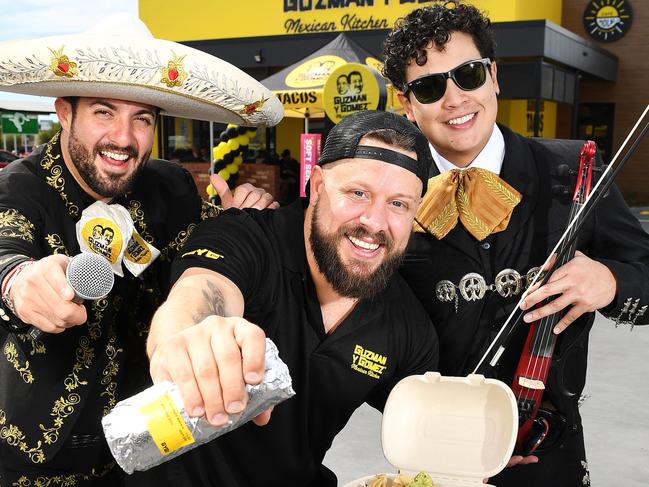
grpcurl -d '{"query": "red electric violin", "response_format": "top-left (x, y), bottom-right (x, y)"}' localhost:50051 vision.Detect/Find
top-left (511, 141), bottom-right (596, 455)
top-left (473, 105), bottom-right (649, 456)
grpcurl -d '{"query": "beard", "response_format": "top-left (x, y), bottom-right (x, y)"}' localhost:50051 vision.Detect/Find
top-left (309, 199), bottom-right (406, 299)
top-left (67, 123), bottom-right (148, 198)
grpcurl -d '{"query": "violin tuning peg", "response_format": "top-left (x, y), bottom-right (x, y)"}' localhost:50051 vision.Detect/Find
top-left (556, 164), bottom-right (576, 177)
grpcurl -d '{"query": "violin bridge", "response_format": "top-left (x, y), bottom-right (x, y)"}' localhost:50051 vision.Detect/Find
top-left (518, 377), bottom-right (546, 390)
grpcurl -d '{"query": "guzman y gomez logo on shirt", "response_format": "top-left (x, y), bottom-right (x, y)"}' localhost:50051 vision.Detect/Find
top-left (351, 345), bottom-right (387, 380)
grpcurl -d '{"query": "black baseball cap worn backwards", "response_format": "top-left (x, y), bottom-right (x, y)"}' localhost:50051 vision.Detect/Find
top-left (318, 110), bottom-right (432, 196)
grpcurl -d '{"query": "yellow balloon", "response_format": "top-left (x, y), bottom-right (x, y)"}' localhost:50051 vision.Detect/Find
top-left (206, 184), bottom-right (216, 197)
top-left (238, 135), bottom-right (250, 146)
top-left (227, 123), bottom-right (237, 129)
top-left (214, 142), bottom-right (227, 160)
top-left (226, 163), bottom-right (238, 174)
top-left (233, 155), bottom-right (243, 165)
top-left (217, 168), bottom-right (230, 181)
top-left (226, 138), bottom-right (240, 152)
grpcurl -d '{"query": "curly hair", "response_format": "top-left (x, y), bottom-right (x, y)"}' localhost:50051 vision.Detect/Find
top-left (382, 3), bottom-right (496, 91)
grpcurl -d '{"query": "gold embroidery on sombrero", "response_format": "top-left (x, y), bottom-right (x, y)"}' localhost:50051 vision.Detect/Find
top-left (3, 341), bottom-right (34, 384)
top-left (239, 95), bottom-right (268, 116)
top-left (45, 234), bottom-right (68, 255)
top-left (40, 133), bottom-right (80, 219)
top-left (160, 52), bottom-right (187, 88)
top-left (201, 200), bottom-right (221, 220)
top-left (12, 461), bottom-right (115, 486)
top-left (0, 46), bottom-right (273, 124)
top-left (48, 46), bottom-right (78, 78)
top-left (0, 209), bottom-right (36, 243)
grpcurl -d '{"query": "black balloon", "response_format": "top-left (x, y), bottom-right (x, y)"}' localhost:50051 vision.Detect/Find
top-left (213, 159), bottom-right (226, 172)
top-left (223, 153), bottom-right (234, 164)
top-left (226, 127), bottom-right (238, 138)
top-left (219, 131), bottom-right (230, 142)
top-left (237, 126), bottom-right (248, 135)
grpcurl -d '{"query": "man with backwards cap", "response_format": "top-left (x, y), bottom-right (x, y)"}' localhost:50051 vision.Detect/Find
top-left (0, 16), bottom-right (283, 485)
top-left (145, 110), bottom-right (440, 486)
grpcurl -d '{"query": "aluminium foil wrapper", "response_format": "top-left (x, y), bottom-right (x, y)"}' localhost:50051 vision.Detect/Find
top-left (101, 338), bottom-right (295, 474)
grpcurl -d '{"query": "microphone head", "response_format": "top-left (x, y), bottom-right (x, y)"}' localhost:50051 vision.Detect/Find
top-left (66, 253), bottom-right (115, 300)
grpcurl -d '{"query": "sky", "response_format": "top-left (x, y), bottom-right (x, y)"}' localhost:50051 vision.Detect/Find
top-left (0, 0), bottom-right (139, 109)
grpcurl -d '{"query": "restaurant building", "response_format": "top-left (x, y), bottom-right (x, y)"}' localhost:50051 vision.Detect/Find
top-left (140, 0), bottom-right (648, 204)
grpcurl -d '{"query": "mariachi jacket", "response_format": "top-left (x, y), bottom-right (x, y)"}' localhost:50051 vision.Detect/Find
top-left (401, 125), bottom-right (649, 437)
top-left (0, 133), bottom-right (219, 483)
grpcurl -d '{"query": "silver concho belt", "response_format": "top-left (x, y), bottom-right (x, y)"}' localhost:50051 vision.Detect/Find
top-left (435, 267), bottom-right (544, 312)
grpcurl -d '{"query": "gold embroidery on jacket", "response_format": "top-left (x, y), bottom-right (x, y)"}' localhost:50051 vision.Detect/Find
top-left (63, 337), bottom-right (92, 392)
top-left (45, 234), bottom-right (68, 255)
top-left (40, 133), bottom-right (79, 218)
top-left (159, 222), bottom-right (197, 262)
top-left (127, 200), bottom-right (154, 244)
top-left (168, 223), bottom-right (197, 252)
top-left (12, 461), bottom-right (115, 486)
top-left (2, 298), bottom-right (109, 462)
top-left (0, 209), bottom-right (36, 243)
top-left (16, 334), bottom-right (46, 356)
top-left (39, 394), bottom-right (81, 446)
top-left (201, 200), bottom-right (221, 220)
top-left (0, 409), bottom-right (45, 464)
top-left (100, 333), bottom-right (123, 416)
top-left (3, 341), bottom-right (34, 384)
top-left (87, 298), bottom-right (107, 341)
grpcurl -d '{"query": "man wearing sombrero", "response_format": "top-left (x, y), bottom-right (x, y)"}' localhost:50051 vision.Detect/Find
top-left (0, 15), bottom-right (283, 485)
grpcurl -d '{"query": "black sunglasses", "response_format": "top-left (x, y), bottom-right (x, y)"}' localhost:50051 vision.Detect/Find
top-left (403, 58), bottom-right (492, 104)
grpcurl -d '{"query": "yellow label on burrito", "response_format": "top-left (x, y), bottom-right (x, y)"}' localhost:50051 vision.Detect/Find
top-left (140, 393), bottom-right (195, 455)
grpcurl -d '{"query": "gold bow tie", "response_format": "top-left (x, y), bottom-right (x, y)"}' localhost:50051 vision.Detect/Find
top-left (414, 168), bottom-right (522, 241)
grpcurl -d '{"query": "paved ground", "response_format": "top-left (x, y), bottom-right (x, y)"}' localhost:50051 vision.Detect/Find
top-left (324, 210), bottom-right (649, 486)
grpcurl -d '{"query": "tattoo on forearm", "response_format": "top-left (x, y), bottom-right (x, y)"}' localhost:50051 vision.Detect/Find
top-left (193, 280), bottom-right (226, 323)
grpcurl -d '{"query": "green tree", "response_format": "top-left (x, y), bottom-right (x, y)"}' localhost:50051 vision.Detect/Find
top-left (36, 122), bottom-right (61, 145)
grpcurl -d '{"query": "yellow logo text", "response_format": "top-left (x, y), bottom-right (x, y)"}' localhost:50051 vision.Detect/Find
top-left (351, 344), bottom-right (387, 380)
top-left (181, 248), bottom-right (224, 260)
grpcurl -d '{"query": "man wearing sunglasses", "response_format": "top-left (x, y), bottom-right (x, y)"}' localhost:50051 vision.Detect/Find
top-left (383, 4), bottom-right (649, 487)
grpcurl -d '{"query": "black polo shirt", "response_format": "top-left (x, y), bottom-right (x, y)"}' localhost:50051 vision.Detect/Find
top-left (165, 200), bottom-right (439, 487)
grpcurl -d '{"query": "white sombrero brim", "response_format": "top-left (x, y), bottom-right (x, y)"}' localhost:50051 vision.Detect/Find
top-left (0, 33), bottom-right (283, 126)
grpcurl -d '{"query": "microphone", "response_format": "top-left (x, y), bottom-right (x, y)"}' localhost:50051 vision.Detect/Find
top-left (28, 253), bottom-right (115, 340)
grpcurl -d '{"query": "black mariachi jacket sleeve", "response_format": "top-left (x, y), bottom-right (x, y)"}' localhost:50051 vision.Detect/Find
top-left (0, 133), bottom-right (219, 479)
top-left (400, 125), bottom-right (649, 423)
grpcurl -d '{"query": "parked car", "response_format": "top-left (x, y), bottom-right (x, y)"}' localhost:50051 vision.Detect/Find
top-left (0, 150), bottom-right (19, 169)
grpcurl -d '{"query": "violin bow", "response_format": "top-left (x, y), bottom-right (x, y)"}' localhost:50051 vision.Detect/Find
top-left (473, 104), bottom-right (649, 375)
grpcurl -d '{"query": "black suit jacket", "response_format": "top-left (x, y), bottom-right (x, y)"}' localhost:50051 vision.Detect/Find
top-left (401, 124), bottom-right (649, 425)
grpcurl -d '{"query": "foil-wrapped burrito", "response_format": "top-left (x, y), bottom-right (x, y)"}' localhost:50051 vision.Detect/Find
top-left (102, 338), bottom-right (294, 474)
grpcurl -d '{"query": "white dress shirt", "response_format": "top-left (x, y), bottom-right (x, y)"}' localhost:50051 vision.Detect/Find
top-left (431, 124), bottom-right (506, 176)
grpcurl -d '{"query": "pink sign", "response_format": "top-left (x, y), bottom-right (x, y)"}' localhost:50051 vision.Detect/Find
top-left (300, 133), bottom-right (321, 197)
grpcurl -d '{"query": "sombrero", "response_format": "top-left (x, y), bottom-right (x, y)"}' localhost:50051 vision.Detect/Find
top-left (0, 15), bottom-right (283, 126)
